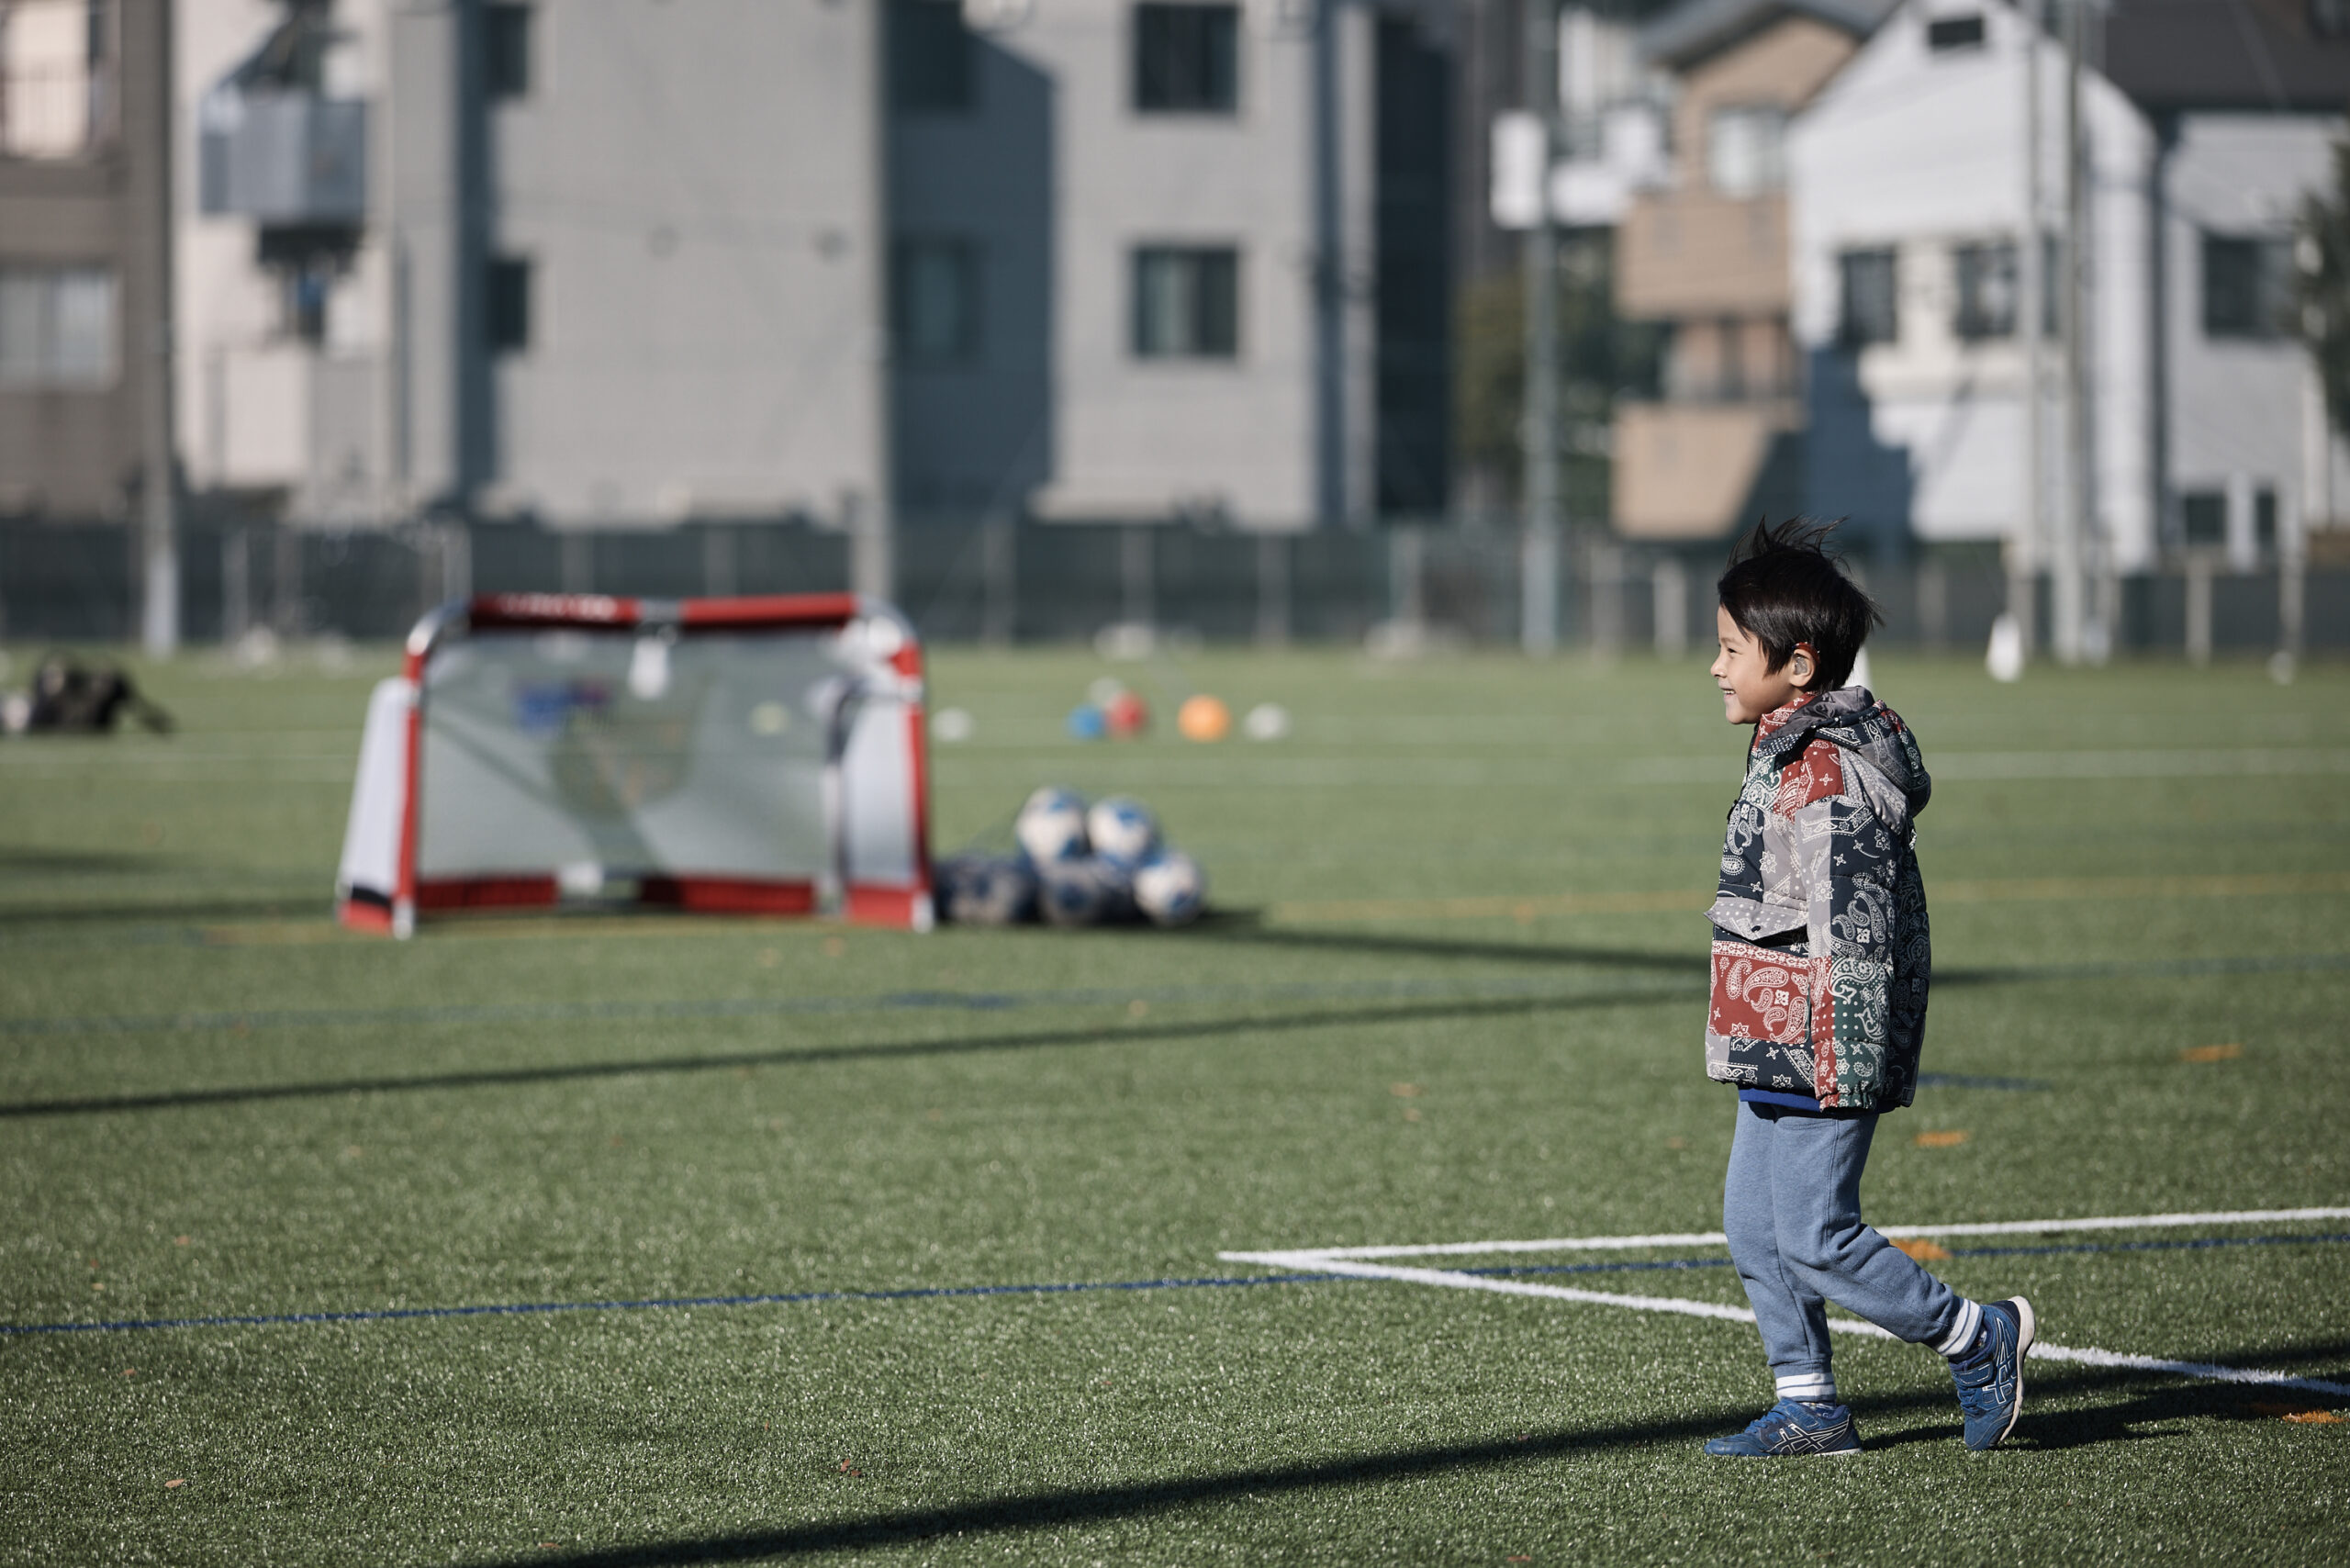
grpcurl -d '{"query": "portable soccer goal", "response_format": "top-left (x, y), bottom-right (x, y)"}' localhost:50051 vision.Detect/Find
top-left (336, 592), bottom-right (933, 936)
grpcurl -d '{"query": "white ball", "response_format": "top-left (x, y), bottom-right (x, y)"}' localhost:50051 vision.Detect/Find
top-left (1015, 786), bottom-right (1090, 866)
top-left (1242, 701), bottom-right (1291, 741)
top-left (1036, 857), bottom-right (1134, 926)
top-left (934, 853), bottom-right (1035, 926)
top-left (1084, 795), bottom-right (1161, 867)
top-left (1133, 850), bottom-right (1206, 927)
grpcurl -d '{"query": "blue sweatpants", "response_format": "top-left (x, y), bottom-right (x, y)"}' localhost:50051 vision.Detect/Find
top-left (1723, 1099), bottom-right (1982, 1403)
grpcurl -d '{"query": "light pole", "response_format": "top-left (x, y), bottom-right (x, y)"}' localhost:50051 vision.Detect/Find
top-left (1521, 0), bottom-right (1562, 654)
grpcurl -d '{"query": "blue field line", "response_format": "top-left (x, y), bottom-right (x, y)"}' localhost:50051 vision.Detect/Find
top-left (7, 1231), bottom-right (2346, 1339)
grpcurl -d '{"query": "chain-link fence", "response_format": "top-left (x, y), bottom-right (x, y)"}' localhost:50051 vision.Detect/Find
top-left (1, 515), bottom-right (2341, 655)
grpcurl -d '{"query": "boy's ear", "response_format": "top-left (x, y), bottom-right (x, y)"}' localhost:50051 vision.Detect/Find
top-left (1788, 643), bottom-right (1819, 690)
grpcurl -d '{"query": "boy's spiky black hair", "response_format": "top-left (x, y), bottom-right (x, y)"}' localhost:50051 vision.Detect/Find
top-left (1717, 518), bottom-right (1883, 692)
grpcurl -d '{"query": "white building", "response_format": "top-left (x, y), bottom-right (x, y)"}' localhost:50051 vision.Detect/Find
top-left (174, 0), bottom-right (1458, 559)
top-left (1789, 0), bottom-right (2350, 589)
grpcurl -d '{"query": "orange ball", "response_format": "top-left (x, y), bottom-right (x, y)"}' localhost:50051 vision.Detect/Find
top-left (1177, 694), bottom-right (1231, 743)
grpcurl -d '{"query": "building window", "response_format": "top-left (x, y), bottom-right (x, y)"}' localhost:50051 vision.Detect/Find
top-left (1135, 4), bottom-right (1238, 115)
top-left (1926, 14), bottom-right (1986, 51)
top-left (1838, 249), bottom-right (1898, 346)
top-left (1133, 245), bottom-right (1238, 358)
top-left (1, 0), bottom-right (112, 158)
top-left (893, 238), bottom-right (980, 365)
top-left (487, 256), bottom-right (531, 353)
top-left (485, 4), bottom-right (531, 100)
top-left (1953, 241), bottom-right (2018, 340)
top-left (2181, 491), bottom-right (2225, 545)
top-left (0, 265), bottom-right (116, 386)
top-left (2255, 487), bottom-right (2277, 549)
top-left (2202, 234), bottom-right (2290, 339)
top-left (890, 0), bottom-right (972, 114)
top-left (1707, 106), bottom-right (1785, 197)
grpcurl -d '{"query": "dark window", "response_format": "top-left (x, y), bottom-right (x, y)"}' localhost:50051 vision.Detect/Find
top-left (1953, 241), bottom-right (2018, 340)
top-left (892, 239), bottom-right (980, 365)
top-left (2181, 491), bottom-right (2226, 545)
top-left (1135, 4), bottom-right (1238, 114)
top-left (2255, 487), bottom-right (2277, 549)
top-left (890, 0), bottom-right (972, 114)
top-left (1133, 246), bottom-right (1238, 358)
top-left (485, 4), bottom-right (531, 100)
top-left (1717, 317), bottom-right (1746, 399)
top-left (1839, 249), bottom-right (1898, 346)
top-left (1926, 14), bottom-right (1986, 51)
top-left (2202, 234), bottom-right (2290, 339)
top-left (487, 256), bottom-right (531, 353)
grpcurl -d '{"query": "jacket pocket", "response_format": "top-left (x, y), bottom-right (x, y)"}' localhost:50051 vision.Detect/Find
top-left (1706, 895), bottom-right (1807, 943)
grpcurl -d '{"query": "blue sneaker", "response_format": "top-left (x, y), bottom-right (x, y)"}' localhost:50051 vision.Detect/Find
top-left (1703, 1398), bottom-right (1863, 1457)
top-left (1951, 1297), bottom-right (2036, 1450)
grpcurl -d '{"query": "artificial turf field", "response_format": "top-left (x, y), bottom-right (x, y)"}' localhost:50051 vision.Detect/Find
top-left (2, 644), bottom-right (2346, 1566)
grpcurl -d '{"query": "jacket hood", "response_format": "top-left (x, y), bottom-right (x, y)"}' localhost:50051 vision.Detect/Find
top-left (1753, 686), bottom-right (1931, 827)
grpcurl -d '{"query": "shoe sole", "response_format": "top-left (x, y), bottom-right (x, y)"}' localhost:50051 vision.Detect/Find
top-left (1993, 1296), bottom-right (2036, 1449)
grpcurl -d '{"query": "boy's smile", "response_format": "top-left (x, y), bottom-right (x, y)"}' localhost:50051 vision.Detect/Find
top-left (1710, 606), bottom-right (1817, 725)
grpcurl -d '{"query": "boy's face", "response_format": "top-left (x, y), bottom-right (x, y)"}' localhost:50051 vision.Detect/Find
top-left (1710, 606), bottom-right (1817, 724)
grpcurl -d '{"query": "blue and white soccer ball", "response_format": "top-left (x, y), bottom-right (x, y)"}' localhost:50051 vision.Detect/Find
top-left (934, 853), bottom-right (1037, 927)
top-left (1132, 850), bottom-right (1206, 927)
top-left (1036, 856), bottom-right (1136, 926)
top-left (1015, 786), bottom-right (1091, 866)
top-left (1084, 795), bottom-right (1161, 868)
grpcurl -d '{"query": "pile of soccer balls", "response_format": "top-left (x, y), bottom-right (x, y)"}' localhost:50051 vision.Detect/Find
top-left (934, 787), bottom-right (1206, 928)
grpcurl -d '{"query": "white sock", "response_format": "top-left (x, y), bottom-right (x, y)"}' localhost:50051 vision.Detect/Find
top-left (1935, 1298), bottom-right (1985, 1359)
top-left (1776, 1371), bottom-right (1838, 1405)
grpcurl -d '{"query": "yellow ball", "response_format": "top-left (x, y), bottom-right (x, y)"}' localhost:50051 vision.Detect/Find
top-left (1177, 694), bottom-right (1231, 743)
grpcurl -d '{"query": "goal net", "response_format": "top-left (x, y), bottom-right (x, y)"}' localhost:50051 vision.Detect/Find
top-left (337, 593), bottom-right (933, 936)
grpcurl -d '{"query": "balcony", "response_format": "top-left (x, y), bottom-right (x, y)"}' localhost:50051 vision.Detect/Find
top-left (1612, 398), bottom-right (1801, 541)
top-left (198, 90), bottom-right (366, 226)
top-left (1617, 190), bottom-right (1789, 319)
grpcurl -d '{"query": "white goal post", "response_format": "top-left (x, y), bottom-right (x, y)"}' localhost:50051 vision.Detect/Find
top-left (336, 592), bottom-right (934, 937)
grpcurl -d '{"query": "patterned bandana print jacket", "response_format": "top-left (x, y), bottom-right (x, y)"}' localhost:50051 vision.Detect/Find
top-left (1705, 687), bottom-right (1932, 1112)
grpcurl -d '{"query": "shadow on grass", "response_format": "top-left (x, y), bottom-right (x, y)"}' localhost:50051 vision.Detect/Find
top-left (0, 894), bottom-right (322, 927)
top-left (1183, 911), bottom-right (1702, 974)
top-left (463, 1354), bottom-right (2350, 1565)
top-left (0, 988), bottom-right (1683, 1120)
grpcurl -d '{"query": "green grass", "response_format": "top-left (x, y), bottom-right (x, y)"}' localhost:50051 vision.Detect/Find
top-left (2, 644), bottom-right (2346, 1565)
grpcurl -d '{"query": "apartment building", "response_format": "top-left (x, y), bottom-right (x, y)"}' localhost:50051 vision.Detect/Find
top-left (1789, 0), bottom-right (2350, 577)
top-left (1608, 0), bottom-right (1891, 541)
top-left (0, 0), bottom-right (168, 520)
top-left (173, 0), bottom-right (1455, 557)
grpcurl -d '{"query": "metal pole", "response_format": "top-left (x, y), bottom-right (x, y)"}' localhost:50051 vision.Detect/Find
top-left (1313, 0), bottom-right (1346, 526)
top-left (2052, 0), bottom-right (2088, 664)
top-left (2015, 0), bottom-right (2043, 661)
top-left (1520, 0), bottom-right (1561, 654)
top-left (135, 0), bottom-right (179, 656)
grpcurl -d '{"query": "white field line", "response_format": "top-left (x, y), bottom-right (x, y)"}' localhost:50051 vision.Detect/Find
top-left (1274, 1207), bottom-right (2350, 1261)
top-left (1219, 1251), bottom-right (2350, 1400)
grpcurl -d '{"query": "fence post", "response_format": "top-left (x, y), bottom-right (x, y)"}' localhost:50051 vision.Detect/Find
top-left (1120, 524), bottom-right (1154, 630)
top-left (1651, 555), bottom-right (1687, 656)
top-left (1256, 532), bottom-right (1290, 646)
top-left (701, 526), bottom-right (738, 598)
top-left (2184, 553), bottom-right (2213, 666)
top-left (1588, 542), bottom-right (1624, 655)
top-left (981, 513), bottom-right (1016, 646)
top-left (1918, 556), bottom-right (1949, 650)
top-left (222, 528), bottom-right (251, 644)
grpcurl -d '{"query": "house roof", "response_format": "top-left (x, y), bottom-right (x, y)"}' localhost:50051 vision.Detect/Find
top-left (1638, 0), bottom-right (1899, 71)
top-left (2103, 0), bottom-right (2350, 114)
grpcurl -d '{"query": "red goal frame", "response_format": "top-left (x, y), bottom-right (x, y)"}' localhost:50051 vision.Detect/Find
top-left (336, 592), bottom-right (933, 936)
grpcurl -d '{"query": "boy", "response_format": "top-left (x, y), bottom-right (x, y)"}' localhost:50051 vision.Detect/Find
top-left (1700, 520), bottom-right (2031, 1456)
